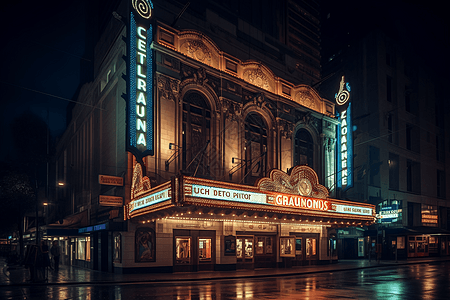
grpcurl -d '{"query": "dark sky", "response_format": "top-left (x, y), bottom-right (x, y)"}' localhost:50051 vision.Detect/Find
top-left (1, 0), bottom-right (448, 161)
top-left (0, 0), bottom-right (88, 161)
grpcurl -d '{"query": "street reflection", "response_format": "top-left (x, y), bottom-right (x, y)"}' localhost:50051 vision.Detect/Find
top-left (12, 262), bottom-right (449, 300)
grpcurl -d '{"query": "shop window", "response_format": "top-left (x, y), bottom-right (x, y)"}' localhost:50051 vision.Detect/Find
top-left (76, 237), bottom-right (90, 261)
top-left (176, 237), bottom-right (191, 264)
top-left (294, 128), bottom-right (314, 168)
top-left (244, 113), bottom-right (267, 184)
top-left (256, 237), bottom-right (265, 255)
top-left (182, 92), bottom-right (211, 178)
top-left (305, 238), bottom-right (316, 256)
top-left (237, 237), bottom-right (254, 259)
top-left (397, 236), bottom-right (405, 250)
top-left (408, 241), bottom-right (415, 253)
top-left (280, 237), bottom-right (295, 257)
top-left (198, 238), bottom-right (211, 262)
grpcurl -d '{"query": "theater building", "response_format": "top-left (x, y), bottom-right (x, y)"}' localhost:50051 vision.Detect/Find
top-left (52, 0), bottom-right (375, 273)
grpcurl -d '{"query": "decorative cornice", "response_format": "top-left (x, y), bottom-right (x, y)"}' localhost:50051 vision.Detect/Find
top-left (256, 165), bottom-right (329, 199)
top-left (155, 25), bottom-right (335, 117)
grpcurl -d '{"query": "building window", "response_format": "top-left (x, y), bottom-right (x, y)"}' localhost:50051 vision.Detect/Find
top-left (437, 170), bottom-right (446, 198)
top-left (387, 113), bottom-right (393, 143)
top-left (389, 153), bottom-right (399, 190)
top-left (406, 160), bottom-right (421, 194)
top-left (244, 113), bottom-right (267, 184)
top-left (182, 92), bottom-right (211, 178)
top-left (406, 124), bottom-right (412, 150)
top-left (369, 146), bottom-right (381, 187)
top-left (76, 237), bottom-right (90, 261)
top-left (386, 76), bottom-right (392, 102)
top-left (405, 86), bottom-right (411, 112)
top-left (294, 129), bottom-right (314, 168)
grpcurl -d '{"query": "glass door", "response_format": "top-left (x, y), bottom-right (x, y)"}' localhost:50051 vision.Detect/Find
top-left (237, 236), bottom-right (254, 268)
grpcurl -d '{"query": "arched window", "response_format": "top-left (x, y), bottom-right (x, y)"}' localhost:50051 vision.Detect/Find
top-left (294, 129), bottom-right (314, 168)
top-left (244, 113), bottom-right (267, 184)
top-left (182, 91), bottom-right (211, 178)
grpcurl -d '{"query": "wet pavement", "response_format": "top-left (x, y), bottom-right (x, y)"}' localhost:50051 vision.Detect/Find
top-left (2, 256), bottom-right (450, 287)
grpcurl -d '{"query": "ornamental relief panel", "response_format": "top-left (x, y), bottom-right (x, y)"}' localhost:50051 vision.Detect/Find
top-left (179, 39), bottom-right (219, 69)
top-left (295, 91), bottom-right (316, 110)
top-left (243, 68), bottom-right (276, 93)
top-left (222, 99), bottom-right (242, 122)
top-left (278, 119), bottom-right (293, 140)
top-left (157, 75), bottom-right (180, 102)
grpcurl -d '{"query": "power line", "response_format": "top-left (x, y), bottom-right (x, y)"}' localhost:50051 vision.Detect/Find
top-left (1, 81), bottom-right (103, 110)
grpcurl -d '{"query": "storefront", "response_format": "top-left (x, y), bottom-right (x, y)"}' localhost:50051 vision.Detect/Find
top-left (114, 164), bottom-right (375, 273)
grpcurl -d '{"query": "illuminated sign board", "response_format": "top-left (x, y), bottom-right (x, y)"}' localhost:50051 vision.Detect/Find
top-left (129, 188), bottom-right (171, 212)
top-left (422, 214), bottom-right (438, 224)
top-left (128, 0), bottom-right (154, 157)
top-left (186, 184), bottom-right (372, 216)
top-left (188, 185), bottom-right (267, 205)
top-left (98, 175), bottom-right (124, 186)
top-left (336, 76), bottom-right (353, 190)
top-left (99, 195), bottom-right (123, 207)
top-left (330, 204), bottom-right (373, 216)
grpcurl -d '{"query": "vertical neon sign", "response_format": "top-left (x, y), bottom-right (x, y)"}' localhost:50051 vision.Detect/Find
top-left (128, 0), bottom-right (154, 157)
top-left (336, 76), bottom-right (352, 190)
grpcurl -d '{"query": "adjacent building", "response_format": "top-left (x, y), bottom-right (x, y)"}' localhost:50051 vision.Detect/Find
top-left (320, 0), bottom-right (450, 259)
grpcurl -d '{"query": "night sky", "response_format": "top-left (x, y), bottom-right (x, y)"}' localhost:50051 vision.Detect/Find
top-left (1, 0), bottom-right (448, 162)
top-left (0, 0), bottom-right (88, 161)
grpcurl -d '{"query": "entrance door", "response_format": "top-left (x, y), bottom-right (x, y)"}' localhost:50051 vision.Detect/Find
top-left (305, 238), bottom-right (317, 263)
top-left (236, 236), bottom-right (254, 269)
top-left (173, 229), bottom-right (216, 272)
top-left (254, 236), bottom-right (276, 268)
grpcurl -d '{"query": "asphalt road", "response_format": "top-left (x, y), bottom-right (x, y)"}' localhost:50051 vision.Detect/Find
top-left (1, 261), bottom-right (449, 299)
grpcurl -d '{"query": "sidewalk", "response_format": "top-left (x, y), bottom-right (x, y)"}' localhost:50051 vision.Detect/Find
top-left (2, 256), bottom-right (450, 287)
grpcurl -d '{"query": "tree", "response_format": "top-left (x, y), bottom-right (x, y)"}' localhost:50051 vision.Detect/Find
top-left (0, 163), bottom-right (36, 259)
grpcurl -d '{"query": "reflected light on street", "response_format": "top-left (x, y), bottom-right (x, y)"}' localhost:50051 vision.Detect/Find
top-left (236, 282), bottom-right (253, 299)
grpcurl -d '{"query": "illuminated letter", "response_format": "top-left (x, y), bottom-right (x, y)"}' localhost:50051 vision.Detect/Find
top-left (137, 26), bottom-right (147, 40)
top-left (276, 195), bottom-right (283, 205)
top-left (136, 105), bottom-right (145, 117)
top-left (137, 119), bottom-right (146, 132)
top-left (137, 65), bottom-right (146, 78)
top-left (137, 52), bottom-right (146, 64)
top-left (137, 78), bottom-right (147, 91)
top-left (137, 133), bottom-right (146, 146)
top-left (137, 92), bottom-right (147, 105)
top-left (289, 197), bottom-right (294, 207)
top-left (137, 39), bottom-right (146, 52)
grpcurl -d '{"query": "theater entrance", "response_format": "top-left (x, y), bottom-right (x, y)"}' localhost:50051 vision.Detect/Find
top-left (236, 234), bottom-right (276, 269)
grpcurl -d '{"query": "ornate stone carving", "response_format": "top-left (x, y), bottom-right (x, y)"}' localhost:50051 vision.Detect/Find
top-left (256, 165), bottom-right (329, 199)
top-left (222, 99), bottom-right (242, 122)
top-left (278, 119), bottom-right (293, 140)
top-left (157, 75), bottom-right (180, 102)
top-left (243, 68), bottom-right (271, 91)
top-left (180, 40), bottom-right (213, 66)
top-left (295, 91), bottom-right (316, 110)
top-left (323, 137), bottom-right (336, 153)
